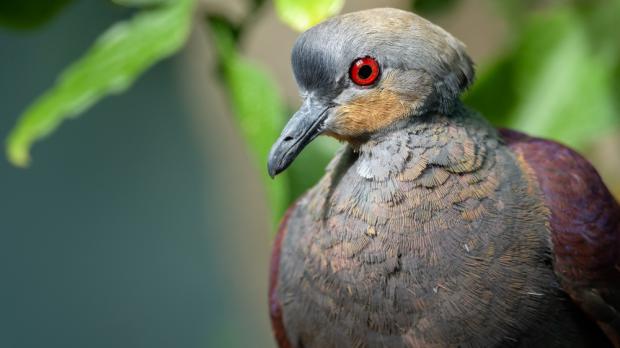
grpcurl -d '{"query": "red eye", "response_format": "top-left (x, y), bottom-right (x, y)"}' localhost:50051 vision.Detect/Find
top-left (349, 56), bottom-right (380, 86)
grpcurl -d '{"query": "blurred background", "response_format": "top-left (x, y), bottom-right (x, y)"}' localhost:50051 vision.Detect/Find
top-left (0, 0), bottom-right (618, 347)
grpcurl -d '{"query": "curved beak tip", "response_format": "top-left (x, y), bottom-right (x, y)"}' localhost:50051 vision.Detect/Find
top-left (266, 99), bottom-right (330, 178)
top-left (267, 162), bottom-right (278, 179)
top-left (267, 143), bottom-right (285, 178)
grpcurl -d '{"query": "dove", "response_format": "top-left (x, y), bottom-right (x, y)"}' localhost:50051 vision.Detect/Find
top-left (267, 8), bottom-right (620, 348)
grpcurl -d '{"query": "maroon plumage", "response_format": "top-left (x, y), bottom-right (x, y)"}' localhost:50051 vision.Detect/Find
top-left (501, 129), bottom-right (620, 346)
top-left (269, 205), bottom-right (294, 348)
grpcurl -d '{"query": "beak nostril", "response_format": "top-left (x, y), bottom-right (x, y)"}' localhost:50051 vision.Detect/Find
top-left (284, 136), bottom-right (294, 142)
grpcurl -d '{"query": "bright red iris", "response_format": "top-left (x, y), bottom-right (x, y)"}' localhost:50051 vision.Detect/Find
top-left (349, 56), bottom-right (380, 86)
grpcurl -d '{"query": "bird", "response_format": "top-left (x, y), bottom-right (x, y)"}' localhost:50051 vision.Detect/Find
top-left (266, 8), bottom-right (620, 348)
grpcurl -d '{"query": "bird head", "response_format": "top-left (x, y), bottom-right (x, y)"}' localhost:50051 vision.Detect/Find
top-left (268, 8), bottom-right (474, 177)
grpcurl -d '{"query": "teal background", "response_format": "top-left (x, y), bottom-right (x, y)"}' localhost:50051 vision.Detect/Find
top-left (0, 1), bottom-right (273, 347)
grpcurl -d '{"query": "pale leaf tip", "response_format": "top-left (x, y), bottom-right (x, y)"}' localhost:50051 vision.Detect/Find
top-left (6, 142), bottom-right (31, 168)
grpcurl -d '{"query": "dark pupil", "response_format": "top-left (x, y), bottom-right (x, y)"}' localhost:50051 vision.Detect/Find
top-left (358, 65), bottom-right (373, 79)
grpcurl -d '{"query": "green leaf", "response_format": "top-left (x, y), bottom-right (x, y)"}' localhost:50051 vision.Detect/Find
top-left (274, 0), bottom-right (344, 32)
top-left (6, 0), bottom-right (196, 167)
top-left (209, 21), bottom-right (290, 222)
top-left (0, 0), bottom-right (74, 29)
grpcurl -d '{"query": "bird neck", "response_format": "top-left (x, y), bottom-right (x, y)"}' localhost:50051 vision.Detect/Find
top-left (351, 104), bottom-right (497, 182)
top-left (308, 102), bottom-right (502, 231)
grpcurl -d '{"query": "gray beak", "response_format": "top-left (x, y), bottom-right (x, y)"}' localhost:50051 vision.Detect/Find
top-left (267, 98), bottom-right (330, 178)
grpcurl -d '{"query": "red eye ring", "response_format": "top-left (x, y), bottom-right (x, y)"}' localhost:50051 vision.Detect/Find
top-left (349, 56), bottom-right (380, 86)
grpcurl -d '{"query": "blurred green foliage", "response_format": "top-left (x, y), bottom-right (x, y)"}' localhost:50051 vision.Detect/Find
top-left (412, 0), bottom-right (459, 14)
top-left (6, 0), bottom-right (196, 166)
top-left (209, 17), bottom-right (290, 221)
top-left (206, 0), bottom-right (343, 222)
top-left (112, 0), bottom-right (172, 6)
top-left (275, 0), bottom-right (344, 32)
top-left (465, 0), bottom-right (620, 151)
top-left (0, 0), bottom-right (74, 29)
top-left (3, 0), bottom-right (619, 221)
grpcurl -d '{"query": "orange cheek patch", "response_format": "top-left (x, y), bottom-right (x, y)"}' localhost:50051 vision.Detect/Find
top-left (331, 89), bottom-right (416, 138)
